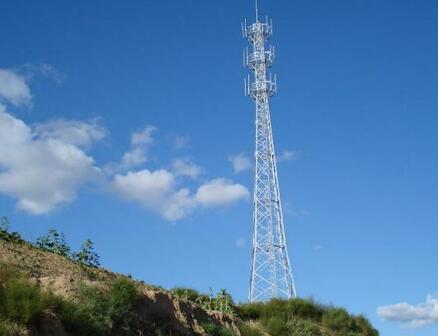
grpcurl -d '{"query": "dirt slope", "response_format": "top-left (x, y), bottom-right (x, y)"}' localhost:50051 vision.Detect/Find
top-left (0, 240), bottom-right (240, 336)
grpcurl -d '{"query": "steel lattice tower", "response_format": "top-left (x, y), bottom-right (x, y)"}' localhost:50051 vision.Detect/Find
top-left (242, 0), bottom-right (297, 302)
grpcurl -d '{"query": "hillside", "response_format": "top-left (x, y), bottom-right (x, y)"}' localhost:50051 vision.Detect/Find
top-left (0, 229), bottom-right (378, 336)
top-left (0, 238), bottom-right (239, 336)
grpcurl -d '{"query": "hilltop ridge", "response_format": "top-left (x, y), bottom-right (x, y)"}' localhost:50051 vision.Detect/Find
top-left (0, 238), bottom-right (239, 336)
top-left (0, 227), bottom-right (378, 336)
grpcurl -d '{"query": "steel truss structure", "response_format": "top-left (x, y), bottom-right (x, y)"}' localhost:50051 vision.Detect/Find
top-left (242, 1), bottom-right (297, 302)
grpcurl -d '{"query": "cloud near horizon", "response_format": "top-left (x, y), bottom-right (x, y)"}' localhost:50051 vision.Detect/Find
top-left (377, 294), bottom-right (438, 328)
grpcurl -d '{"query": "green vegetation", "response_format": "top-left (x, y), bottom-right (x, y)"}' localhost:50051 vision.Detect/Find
top-left (0, 216), bottom-right (100, 268)
top-left (0, 266), bottom-right (54, 325)
top-left (238, 322), bottom-right (265, 336)
top-left (73, 238), bottom-right (100, 267)
top-left (59, 278), bottom-right (138, 335)
top-left (36, 228), bottom-right (71, 257)
top-left (0, 218), bottom-right (380, 336)
top-left (203, 323), bottom-right (236, 336)
top-left (0, 266), bottom-right (139, 336)
top-left (237, 298), bottom-right (379, 336)
top-left (0, 216), bottom-right (26, 245)
top-left (0, 266), bottom-right (58, 336)
top-left (171, 287), bottom-right (234, 314)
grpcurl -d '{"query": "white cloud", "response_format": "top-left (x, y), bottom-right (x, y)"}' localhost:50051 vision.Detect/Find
top-left (228, 153), bottom-right (251, 173)
top-left (195, 178), bottom-right (250, 207)
top-left (131, 126), bottom-right (155, 146)
top-left (377, 294), bottom-right (438, 328)
top-left (172, 158), bottom-right (203, 179)
top-left (121, 126), bottom-right (156, 168)
top-left (277, 149), bottom-right (299, 162)
top-left (0, 69), bottom-right (32, 106)
top-left (0, 66), bottom-right (249, 219)
top-left (0, 109), bottom-right (102, 214)
top-left (112, 169), bottom-right (195, 221)
top-left (112, 173), bottom-right (249, 221)
top-left (34, 119), bottom-right (107, 148)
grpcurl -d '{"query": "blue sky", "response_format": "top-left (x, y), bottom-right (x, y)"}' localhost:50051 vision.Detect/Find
top-left (1, 0), bottom-right (437, 335)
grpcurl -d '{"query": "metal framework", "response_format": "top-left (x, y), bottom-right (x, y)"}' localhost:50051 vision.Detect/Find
top-left (242, 0), bottom-right (297, 302)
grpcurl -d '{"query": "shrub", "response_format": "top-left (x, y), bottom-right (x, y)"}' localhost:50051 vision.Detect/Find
top-left (287, 318), bottom-right (322, 336)
top-left (237, 301), bottom-right (264, 320)
top-left (238, 322), bottom-right (265, 336)
top-left (0, 267), bottom-right (54, 325)
top-left (283, 298), bottom-right (324, 321)
top-left (203, 323), bottom-right (236, 336)
top-left (321, 307), bottom-right (353, 332)
top-left (58, 300), bottom-right (106, 336)
top-left (0, 266), bottom-right (139, 336)
top-left (0, 320), bottom-right (27, 336)
top-left (171, 287), bottom-right (201, 302)
top-left (172, 287), bottom-right (235, 315)
top-left (353, 315), bottom-right (379, 336)
top-left (262, 316), bottom-right (289, 336)
top-left (60, 278), bottom-right (138, 335)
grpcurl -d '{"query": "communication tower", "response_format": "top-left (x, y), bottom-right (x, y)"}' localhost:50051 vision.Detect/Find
top-left (242, 0), bottom-right (297, 302)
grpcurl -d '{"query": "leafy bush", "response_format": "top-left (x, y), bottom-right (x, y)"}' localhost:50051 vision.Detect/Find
top-left (287, 318), bottom-right (322, 336)
top-left (203, 323), bottom-right (236, 336)
top-left (0, 266), bottom-right (139, 336)
top-left (171, 287), bottom-right (235, 315)
top-left (60, 278), bottom-right (138, 335)
top-left (321, 307), bottom-right (353, 333)
top-left (171, 287), bottom-right (201, 302)
top-left (0, 267), bottom-right (54, 325)
top-left (0, 320), bottom-right (27, 336)
top-left (59, 301), bottom-right (106, 336)
top-left (238, 322), bottom-right (265, 336)
top-left (262, 316), bottom-right (290, 336)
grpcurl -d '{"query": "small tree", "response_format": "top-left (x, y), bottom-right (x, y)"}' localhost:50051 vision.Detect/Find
top-left (0, 216), bottom-right (9, 232)
top-left (36, 229), bottom-right (71, 257)
top-left (0, 216), bottom-right (23, 243)
top-left (75, 239), bottom-right (100, 268)
top-left (0, 216), bottom-right (10, 241)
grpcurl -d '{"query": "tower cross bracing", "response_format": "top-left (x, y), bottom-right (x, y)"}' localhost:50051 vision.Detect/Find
top-left (242, 1), bottom-right (297, 303)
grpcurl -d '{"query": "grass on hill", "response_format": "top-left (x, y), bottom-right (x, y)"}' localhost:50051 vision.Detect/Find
top-left (0, 265), bottom-right (140, 336)
top-left (237, 298), bottom-right (379, 336)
